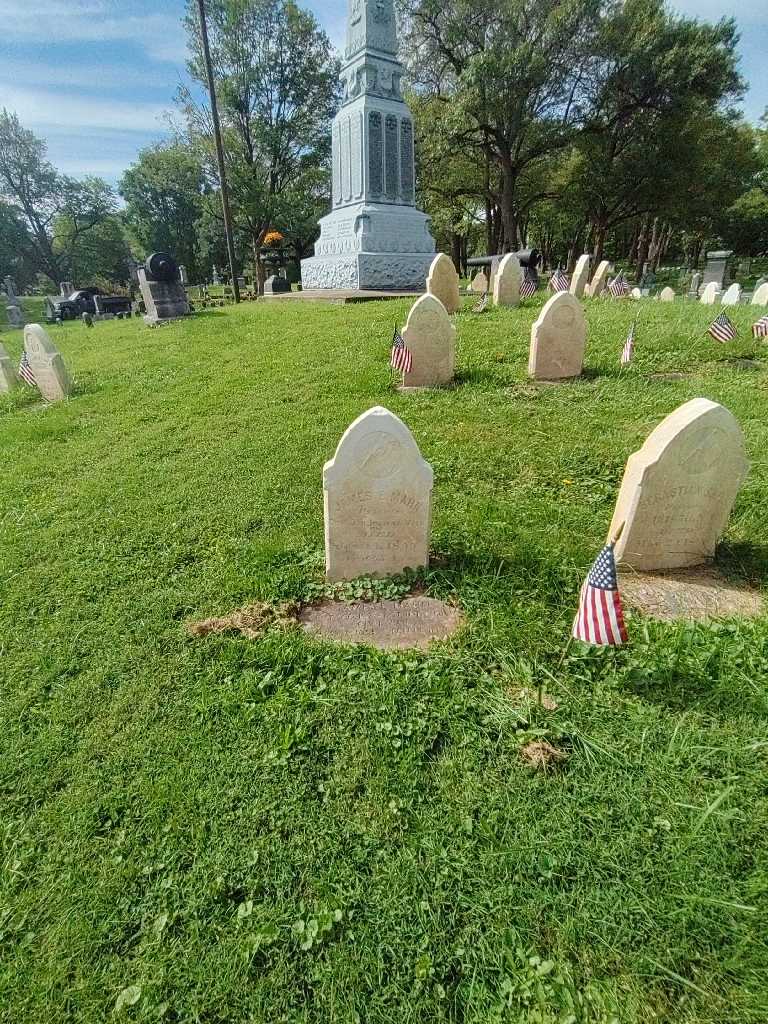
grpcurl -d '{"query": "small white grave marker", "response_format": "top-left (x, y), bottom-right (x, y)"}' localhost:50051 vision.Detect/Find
top-left (529, 292), bottom-right (586, 381)
top-left (493, 253), bottom-right (521, 307)
top-left (400, 294), bottom-right (456, 389)
top-left (570, 255), bottom-right (591, 298)
top-left (426, 254), bottom-right (461, 314)
top-left (23, 324), bottom-right (73, 402)
top-left (0, 343), bottom-right (17, 392)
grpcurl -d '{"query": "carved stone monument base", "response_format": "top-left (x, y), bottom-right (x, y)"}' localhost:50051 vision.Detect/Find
top-left (302, 252), bottom-right (435, 291)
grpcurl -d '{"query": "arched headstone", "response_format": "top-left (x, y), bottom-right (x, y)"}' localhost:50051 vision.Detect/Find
top-left (752, 283), bottom-right (768, 307)
top-left (426, 254), bottom-right (460, 314)
top-left (23, 324), bottom-right (73, 403)
top-left (529, 292), bottom-right (586, 381)
top-left (570, 255), bottom-right (591, 298)
top-left (400, 294), bottom-right (456, 388)
top-left (493, 253), bottom-right (521, 307)
top-left (323, 406), bottom-right (434, 581)
top-left (659, 287), bottom-right (676, 302)
top-left (470, 270), bottom-right (488, 294)
top-left (609, 398), bottom-right (748, 571)
top-left (0, 343), bottom-right (17, 392)
top-left (722, 283), bottom-right (742, 306)
top-left (589, 260), bottom-right (611, 298)
top-left (700, 282), bottom-right (721, 305)
top-left (630, 287), bottom-right (643, 300)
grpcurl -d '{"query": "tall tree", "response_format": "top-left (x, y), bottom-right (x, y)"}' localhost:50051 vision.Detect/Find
top-left (120, 142), bottom-right (207, 281)
top-left (0, 110), bottom-right (116, 286)
top-left (178, 0), bottom-right (339, 290)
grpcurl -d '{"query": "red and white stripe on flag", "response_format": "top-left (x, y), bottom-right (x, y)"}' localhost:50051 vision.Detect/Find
top-left (753, 316), bottom-right (768, 340)
top-left (572, 543), bottom-right (628, 646)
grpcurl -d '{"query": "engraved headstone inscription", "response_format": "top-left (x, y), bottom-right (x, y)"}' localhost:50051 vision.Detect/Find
top-left (400, 293), bottom-right (456, 388)
top-left (23, 324), bottom-right (73, 402)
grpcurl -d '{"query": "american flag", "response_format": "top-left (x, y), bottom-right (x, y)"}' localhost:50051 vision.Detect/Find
top-left (549, 268), bottom-right (570, 293)
top-left (473, 291), bottom-right (489, 313)
top-left (390, 327), bottom-right (412, 375)
top-left (621, 320), bottom-right (637, 366)
top-left (520, 275), bottom-right (537, 299)
top-left (608, 273), bottom-right (630, 298)
top-left (18, 350), bottom-right (36, 387)
top-left (708, 312), bottom-right (737, 343)
top-left (572, 543), bottom-right (628, 647)
top-left (753, 316), bottom-right (768, 340)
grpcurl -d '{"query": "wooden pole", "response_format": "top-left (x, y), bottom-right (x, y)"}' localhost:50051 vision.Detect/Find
top-left (196, 0), bottom-right (240, 303)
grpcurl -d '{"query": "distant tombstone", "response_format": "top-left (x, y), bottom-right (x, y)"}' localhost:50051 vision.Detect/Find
top-left (754, 276), bottom-right (767, 293)
top-left (721, 283), bottom-right (742, 306)
top-left (426, 254), bottom-right (461, 314)
top-left (138, 252), bottom-right (191, 325)
top-left (630, 287), bottom-right (643, 300)
top-left (609, 398), bottom-right (747, 571)
top-left (688, 272), bottom-right (702, 298)
top-left (752, 283), bottom-right (768, 306)
top-left (702, 250), bottom-right (733, 289)
top-left (4, 276), bottom-right (17, 301)
top-left (659, 287), bottom-right (676, 302)
top-left (529, 291), bottom-right (586, 381)
top-left (59, 281), bottom-right (74, 297)
top-left (470, 270), bottom-right (488, 294)
top-left (82, 312), bottom-right (94, 328)
top-left (589, 260), bottom-right (611, 298)
top-left (323, 406), bottom-right (434, 581)
top-left (570, 255), bottom-right (591, 298)
top-left (699, 282), bottom-right (721, 305)
top-left (5, 303), bottom-right (24, 327)
top-left (492, 253), bottom-right (521, 307)
top-left (178, 265), bottom-right (189, 287)
top-left (23, 324), bottom-right (73, 402)
top-left (0, 343), bottom-right (17, 392)
top-left (264, 274), bottom-right (291, 294)
top-left (212, 266), bottom-right (221, 286)
top-left (400, 294), bottom-right (456, 389)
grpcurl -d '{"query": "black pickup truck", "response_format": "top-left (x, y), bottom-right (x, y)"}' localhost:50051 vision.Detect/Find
top-left (47, 288), bottom-right (132, 321)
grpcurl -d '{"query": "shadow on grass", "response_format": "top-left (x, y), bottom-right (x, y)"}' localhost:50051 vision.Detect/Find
top-left (717, 541), bottom-right (768, 585)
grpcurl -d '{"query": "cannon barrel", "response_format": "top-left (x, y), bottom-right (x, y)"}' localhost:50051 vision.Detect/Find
top-left (145, 252), bottom-right (180, 284)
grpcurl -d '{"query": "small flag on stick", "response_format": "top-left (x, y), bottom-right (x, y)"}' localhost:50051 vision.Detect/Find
top-left (572, 542), bottom-right (628, 647)
top-left (520, 275), bottom-right (537, 299)
top-left (752, 315), bottom-right (768, 340)
top-left (707, 312), bottom-right (737, 343)
top-left (390, 327), bottom-right (412, 375)
top-left (608, 273), bottom-right (630, 298)
top-left (18, 350), bottom-right (36, 388)
top-left (473, 291), bottom-right (489, 313)
top-left (549, 268), bottom-right (570, 293)
top-left (621, 320), bottom-right (637, 366)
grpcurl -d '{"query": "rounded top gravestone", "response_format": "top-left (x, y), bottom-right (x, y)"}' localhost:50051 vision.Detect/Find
top-left (493, 253), bottom-right (522, 308)
top-left (400, 293), bottom-right (456, 389)
top-left (528, 291), bottom-right (586, 381)
top-left (609, 398), bottom-right (748, 572)
top-left (145, 252), bottom-right (180, 283)
top-left (659, 287), bottom-right (676, 302)
top-left (0, 342), bottom-right (17, 393)
top-left (721, 283), bottom-right (742, 306)
top-left (751, 282), bottom-right (768, 307)
top-left (589, 260), bottom-right (611, 298)
top-left (23, 324), bottom-right (73, 402)
top-left (470, 270), bottom-right (488, 294)
top-left (426, 254), bottom-right (461, 314)
top-left (570, 255), bottom-right (591, 298)
top-left (699, 282), bottom-right (720, 305)
top-left (323, 406), bottom-right (434, 582)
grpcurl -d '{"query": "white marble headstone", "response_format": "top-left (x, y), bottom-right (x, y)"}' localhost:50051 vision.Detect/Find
top-left (609, 398), bottom-right (747, 571)
top-left (400, 294), bottom-right (456, 388)
top-left (323, 406), bottom-right (434, 581)
top-left (492, 253), bottom-right (521, 307)
top-left (570, 255), bottom-right (591, 298)
top-left (589, 261), bottom-right (611, 298)
top-left (23, 324), bottom-right (73, 402)
top-left (751, 283), bottom-right (768, 306)
top-left (630, 287), bottom-right (643, 300)
top-left (659, 287), bottom-right (676, 302)
top-left (721, 283), bottom-right (742, 307)
top-left (528, 292), bottom-right (586, 380)
top-left (426, 254), bottom-right (461, 315)
top-left (0, 343), bottom-right (17, 392)
top-left (470, 270), bottom-right (489, 295)
top-left (700, 282), bottom-right (721, 305)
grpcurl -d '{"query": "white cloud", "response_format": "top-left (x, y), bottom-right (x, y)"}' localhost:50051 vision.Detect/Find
top-left (1, 85), bottom-right (172, 135)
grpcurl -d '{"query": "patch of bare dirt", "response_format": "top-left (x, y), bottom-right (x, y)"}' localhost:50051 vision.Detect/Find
top-left (520, 740), bottom-right (568, 772)
top-left (620, 567), bottom-right (763, 622)
top-left (187, 602), bottom-right (299, 639)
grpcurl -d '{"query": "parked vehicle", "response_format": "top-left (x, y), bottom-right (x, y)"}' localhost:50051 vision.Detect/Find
top-left (47, 288), bottom-right (132, 322)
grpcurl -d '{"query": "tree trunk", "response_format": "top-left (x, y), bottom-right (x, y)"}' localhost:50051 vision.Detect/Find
top-left (451, 232), bottom-right (462, 276)
top-left (634, 214), bottom-right (651, 282)
top-left (498, 152), bottom-right (518, 253)
top-left (591, 216), bottom-right (608, 266)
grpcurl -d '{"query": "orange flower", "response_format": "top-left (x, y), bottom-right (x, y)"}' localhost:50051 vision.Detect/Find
top-left (263, 230), bottom-right (284, 246)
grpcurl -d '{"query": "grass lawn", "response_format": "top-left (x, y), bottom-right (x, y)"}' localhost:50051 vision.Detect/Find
top-left (1, 293), bottom-right (767, 1023)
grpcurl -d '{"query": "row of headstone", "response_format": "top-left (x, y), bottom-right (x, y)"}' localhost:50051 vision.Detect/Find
top-left (323, 398), bottom-right (747, 581)
top-left (431, 253), bottom-right (524, 311)
top-left (0, 324), bottom-right (73, 402)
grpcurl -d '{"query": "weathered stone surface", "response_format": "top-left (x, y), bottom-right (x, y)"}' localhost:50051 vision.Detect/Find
top-left (630, 287), bottom-right (643, 300)
top-left (688, 272), bottom-right (702, 297)
top-left (528, 291), bottom-right (586, 381)
top-left (299, 596), bottom-right (462, 650)
top-left (470, 270), bottom-right (489, 294)
top-left (721, 283), bottom-right (742, 306)
top-left (751, 282), bottom-right (768, 306)
top-left (23, 324), bottom-right (73, 402)
top-left (659, 287), bottom-right (676, 302)
top-left (426, 254), bottom-right (461, 314)
top-left (620, 568), bottom-right (762, 622)
top-left (6, 303), bottom-right (24, 327)
top-left (138, 268), bottom-right (190, 324)
top-left (324, 406), bottom-right (434, 581)
top-left (609, 398), bottom-right (747, 572)
top-left (700, 282), bottom-right (721, 305)
top-left (491, 253), bottom-right (521, 308)
top-left (0, 343), bottom-right (17, 392)
top-left (570, 255), bottom-right (591, 298)
top-left (401, 294), bottom-right (456, 388)
top-left (589, 260), bottom-right (611, 298)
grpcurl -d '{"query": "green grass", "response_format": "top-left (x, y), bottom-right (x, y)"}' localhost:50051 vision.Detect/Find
top-left (1, 294), bottom-right (767, 1023)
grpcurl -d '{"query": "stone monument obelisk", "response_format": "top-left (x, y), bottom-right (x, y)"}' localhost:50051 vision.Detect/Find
top-left (301, 0), bottom-right (435, 292)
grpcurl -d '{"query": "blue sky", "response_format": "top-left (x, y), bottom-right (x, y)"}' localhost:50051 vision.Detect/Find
top-left (0, 0), bottom-right (764, 188)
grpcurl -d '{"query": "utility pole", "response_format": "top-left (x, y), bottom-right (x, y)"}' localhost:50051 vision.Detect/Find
top-left (196, 0), bottom-right (240, 303)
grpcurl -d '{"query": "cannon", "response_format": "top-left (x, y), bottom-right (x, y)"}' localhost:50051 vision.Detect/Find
top-left (145, 252), bottom-right (181, 284)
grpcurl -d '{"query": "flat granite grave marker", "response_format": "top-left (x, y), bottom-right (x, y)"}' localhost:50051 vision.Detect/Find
top-left (722, 283), bottom-right (742, 306)
top-left (570, 255), bottom-right (591, 298)
top-left (751, 283), bottom-right (768, 306)
top-left (323, 406), bottom-right (434, 581)
top-left (609, 398), bottom-right (747, 572)
top-left (23, 324), bottom-right (73, 402)
top-left (0, 343), bottom-right (17, 392)
top-left (426, 254), bottom-right (461, 314)
top-left (493, 253), bottom-right (521, 307)
top-left (589, 260), bottom-right (611, 298)
top-left (300, 596), bottom-right (463, 650)
top-left (400, 294), bottom-right (456, 388)
top-left (659, 287), bottom-right (676, 302)
top-left (699, 282), bottom-right (721, 305)
top-left (529, 291), bottom-right (586, 381)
